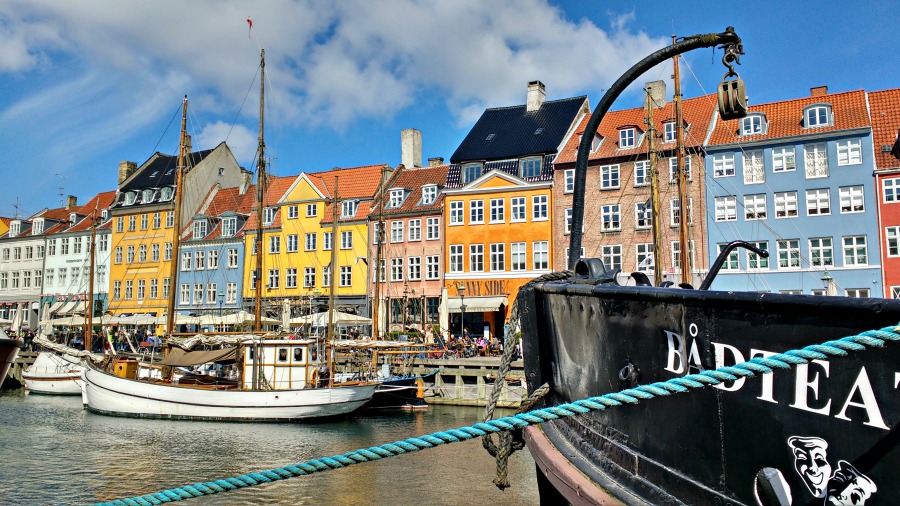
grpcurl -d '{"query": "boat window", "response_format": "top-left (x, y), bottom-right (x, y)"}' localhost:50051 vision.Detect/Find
top-left (278, 348), bottom-right (288, 362)
top-left (310, 346), bottom-right (318, 362)
top-left (293, 347), bottom-right (303, 362)
top-left (248, 348), bottom-right (255, 360)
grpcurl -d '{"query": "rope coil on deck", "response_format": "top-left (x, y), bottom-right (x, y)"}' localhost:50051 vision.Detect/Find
top-left (96, 324), bottom-right (900, 506)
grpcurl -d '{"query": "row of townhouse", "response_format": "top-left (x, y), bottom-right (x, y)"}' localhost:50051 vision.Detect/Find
top-left (2, 82), bottom-right (899, 339)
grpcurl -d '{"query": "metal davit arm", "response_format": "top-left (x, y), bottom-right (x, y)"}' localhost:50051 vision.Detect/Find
top-left (569, 27), bottom-right (744, 269)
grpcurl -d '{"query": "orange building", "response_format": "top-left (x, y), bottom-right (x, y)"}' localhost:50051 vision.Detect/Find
top-left (442, 81), bottom-right (588, 339)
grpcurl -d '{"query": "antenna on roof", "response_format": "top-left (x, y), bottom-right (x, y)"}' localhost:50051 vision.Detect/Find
top-left (12, 197), bottom-right (23, 220)
top-left (55, 173), bottom-right (67, 207)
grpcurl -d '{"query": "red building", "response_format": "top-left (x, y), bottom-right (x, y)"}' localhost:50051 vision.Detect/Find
top-left (870, 88), bottom-right (900, 298)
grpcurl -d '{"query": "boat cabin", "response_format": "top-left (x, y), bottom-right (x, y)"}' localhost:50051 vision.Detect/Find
top-left (242, 338), bottom-right (325, 390)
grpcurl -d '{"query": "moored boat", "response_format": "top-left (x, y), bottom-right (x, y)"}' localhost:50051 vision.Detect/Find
top-left (82, 335), bottom-right (376, 421)
top-left (0, 335), bottom-right (23, 386)
top-left (23, 351), bottom-right (84, 395)
top-left (520, 27), bottom-right (899, 505)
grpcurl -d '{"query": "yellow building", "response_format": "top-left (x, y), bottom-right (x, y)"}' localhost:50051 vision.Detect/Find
top-left (107, 141), bottom-right (244, 323)
top-left (242, 165), bottom-right (389, 320)
top-left (442, 171), bottom-right (554, 338)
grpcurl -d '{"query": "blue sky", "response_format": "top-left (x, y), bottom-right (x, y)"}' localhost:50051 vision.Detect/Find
top-left (0, 0), bottom-right (896, 218)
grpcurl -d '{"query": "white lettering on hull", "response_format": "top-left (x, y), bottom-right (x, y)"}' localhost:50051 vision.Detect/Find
top-left (662, 330), bottom-right (895, 431)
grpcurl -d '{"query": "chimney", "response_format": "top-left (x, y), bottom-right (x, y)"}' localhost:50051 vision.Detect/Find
top-left (239, 170), bottom-right (253, 195)
top-left (118, 161), bottom-right (137, 185)
top-left (644, 80), bottom-right (667, 109)
top-left (401, 128), bottom-right (422, 168)
top-left (527, 81), bottom-right (546, 112)
top-left (811, 86), bottom-right (828, 97)
top-left (428, 157), bottom-right (444, 167)
top-left (66, 195), bottom-right (77, 210)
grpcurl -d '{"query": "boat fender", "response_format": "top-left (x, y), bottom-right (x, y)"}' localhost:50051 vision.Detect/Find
top-left (753, 467), bottom-right (791, 506)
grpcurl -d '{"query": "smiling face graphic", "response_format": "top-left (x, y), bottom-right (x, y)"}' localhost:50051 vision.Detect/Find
top-left (788, 436), bottom-right (831, 498)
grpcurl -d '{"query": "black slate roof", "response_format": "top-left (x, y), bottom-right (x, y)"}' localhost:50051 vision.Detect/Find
top-left (444, 154), bottom-right (556, 188)
top-left (449, 96), bottom-right (587, 164)
top-left (121, 149), bottom-right (216, 191)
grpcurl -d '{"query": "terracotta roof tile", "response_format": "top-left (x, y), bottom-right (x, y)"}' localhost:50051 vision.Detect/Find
top-left (555, 94), bottom-right (718, 166)
top-left (869, 88), bottom-right (900, 170)
top-left (307, 165), bottom-right (388, 199)
top-left (66, 190), bottom-right (117, 233)
top-left (707, 89), bottom-right (870, 146)
top-left (369, 164), bottom-right (450, 217)
top-left (243, 175), bottom-right (300, 231)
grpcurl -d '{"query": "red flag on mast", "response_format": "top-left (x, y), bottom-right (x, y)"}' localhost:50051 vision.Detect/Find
top-left (246, 17), bottom-right (253, 38)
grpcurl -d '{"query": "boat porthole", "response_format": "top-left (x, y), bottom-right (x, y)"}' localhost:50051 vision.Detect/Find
top-left (752, 467), bottom-right (791, 506)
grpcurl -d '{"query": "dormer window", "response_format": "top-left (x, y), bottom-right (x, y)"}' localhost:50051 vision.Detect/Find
top-left (804, 104), bottom-right (832, 128)
top-left (222, 217), bottom-right (237, 237)
top-left (619, 128), bottom-right (637, 149)
top-left (461, 163), bottom-right (482, 184)
top-left (124, 192), bottom-right (137, 205)
top-left (101, 209), bottom-right (109, 221)
top-left (664, 122), bottom-right (676, 143)
top-left (341, 200), bottom-right (358, 218)
top-left (740, 114), bottom-right (766, 136)
top-left (519, 157), bottom-right (542, 178)
top-left (32, 219), bottom-right (44, 235)
top-left (591, 134), bottom-right (603, 152)
top-left (388, 189), bottom-right (405, 208)
top-left (69, 212), bottom-right (78, 224)
top-left (160, 187), bottom-right (174, 201)
top-left (9, 221), bottom-right (20, 237)
top-left (142, 189), bottom-right (154, 202)
top-left (192, 220), bottom-right (207, 239)
top-left (421, 185), bottom-right (438, 205)
top-left (263, 207), bottom-right (276, 225)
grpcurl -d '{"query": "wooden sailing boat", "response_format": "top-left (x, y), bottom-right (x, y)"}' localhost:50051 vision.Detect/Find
top-left (80, 50), bottom-right (376, 421)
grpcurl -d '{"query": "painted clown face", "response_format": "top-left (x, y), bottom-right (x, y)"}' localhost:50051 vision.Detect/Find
top-left (788, 436), bottom-right (831, 498)
top-left (826, 461), bottom-right (877, 506)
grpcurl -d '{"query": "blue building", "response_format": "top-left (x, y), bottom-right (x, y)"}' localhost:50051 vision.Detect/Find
top-left (175, 185), bottom-right (254, 319)
top-left (704, 87), bottom-right (881, 296)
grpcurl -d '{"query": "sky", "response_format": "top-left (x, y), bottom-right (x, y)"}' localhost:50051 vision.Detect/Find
top-left (0, 0), bottom-right (897, 219)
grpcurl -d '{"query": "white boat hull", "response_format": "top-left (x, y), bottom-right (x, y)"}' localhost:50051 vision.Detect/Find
top-left (82, 363), bottom-right (377, 421)
top-left (23, 352), bottom-right (84, 395)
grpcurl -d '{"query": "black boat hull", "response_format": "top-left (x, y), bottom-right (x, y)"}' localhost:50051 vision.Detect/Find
top-left (364, 370), bottom-right (438, 410)
top-left (0, 337), bottom-right (23, 387)
top-left (522, 280), bottom-right (900, 505)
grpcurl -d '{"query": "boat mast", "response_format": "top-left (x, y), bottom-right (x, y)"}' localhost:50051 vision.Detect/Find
top-left (254, 49), bottom-right (267, 333)
top-left (372, 165), bottom-right (387, 340)
top-left (83, 205), bottom-right (98, 349)
top-left (164, 96), bottom-right (188, 347)
top-left (327, 178), bottom-right (340, 385)
top-left (673, 38), bottom-right (692, 284)
top-left (645, 89), bottom-right (663, 287)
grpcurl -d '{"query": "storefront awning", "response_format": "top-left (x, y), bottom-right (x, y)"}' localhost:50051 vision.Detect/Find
top-left (56, 300), bottom-right (80, 316)
top-left (447, 296), bottom-right (508, 313)
top-left (48, 300), bottom-right (67, 314)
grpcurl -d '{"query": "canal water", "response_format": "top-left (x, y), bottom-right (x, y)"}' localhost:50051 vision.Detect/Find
top-left (0, 389), bottom-right (539, 505)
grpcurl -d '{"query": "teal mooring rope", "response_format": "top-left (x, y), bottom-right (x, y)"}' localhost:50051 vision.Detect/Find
top-left (96, 324), bottom-right (900, 506)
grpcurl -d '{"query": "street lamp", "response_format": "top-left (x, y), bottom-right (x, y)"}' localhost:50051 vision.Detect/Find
top-left (821, 271), bottom-right (836, 296)
top-left (456, 282), bottom-right (466, 340)
top-left (217, 290), bottom-right (224, 332)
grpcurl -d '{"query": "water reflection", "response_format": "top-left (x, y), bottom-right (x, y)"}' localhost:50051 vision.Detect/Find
top-left (0, 390), bottom-right (538, 505)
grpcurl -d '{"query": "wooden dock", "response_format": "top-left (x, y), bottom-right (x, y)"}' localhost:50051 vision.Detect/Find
top-left (411, 357), bottom-right (526, 409)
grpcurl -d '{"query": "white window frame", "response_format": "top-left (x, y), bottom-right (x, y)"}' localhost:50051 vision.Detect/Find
top-left (836, 139), bottom-right (862, 166)
top-left (449, 201), bottom-right (464, 225)
top-left (469, 200), bottom-right (484, 224)
top-left (408, 219), bottom-right (421, 241)
top-left (775, 191), bottom-right (799, 218)
top-left (714, 196), bottom-right (737, 222)
top-left (489, 198), bottom-right (505, 223)
top-left (839, 186), bottom-right (864, 213)
top-left (601, 204), bottom-right (621, 231)
top-left (742, 150), bottom-right (765, 184)
top-left (532, 241), bottom-right (549, 270)
top-left (772, 146), bottom-right (796, 172)
top-left (842, 235), bottom-right (867, 266)
top-left (805, 142), bottom-right (829, 179)
top-left (744, 194), bottom-right (767, 221)
top-left (805, 105), bottom-right (832, 127)
top-left (883, 178), bottom-right (900, 203)
top-left (600, 164), bottom-right (620, 190)
top-left (449, 245), bottom-right (463, 273)
top-left (510, 197), bottom-right (526, 222)
top-left (469, 244), bottom-right (484, 272)
top-left (533, 195), bottom-right (548, 221)
top-left (618, 128), bottom-right (636, 148)
top-left (634, 160), bottom-right (649, 186)
top-left (490, 243), bottom-right (505, 272)
top-left (713, 153), bottom-right (735, 178)
top-left (809, 237), bottom-right (834, 267)
top-left (426, 217), bottom-right (440, 240)
top-left (806, 188), bottom-right (831, 216)
top-left (777, 239), bottom-right (801, 269)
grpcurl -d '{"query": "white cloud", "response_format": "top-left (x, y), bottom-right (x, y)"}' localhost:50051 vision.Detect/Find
top-left (1, 0), bottom-right (667, 129)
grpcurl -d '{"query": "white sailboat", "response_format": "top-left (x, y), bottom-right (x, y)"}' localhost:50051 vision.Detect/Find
top-left (80, 50), bottom-right (376, 421)
top-left (22, 340), bottom-right (86, 395)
